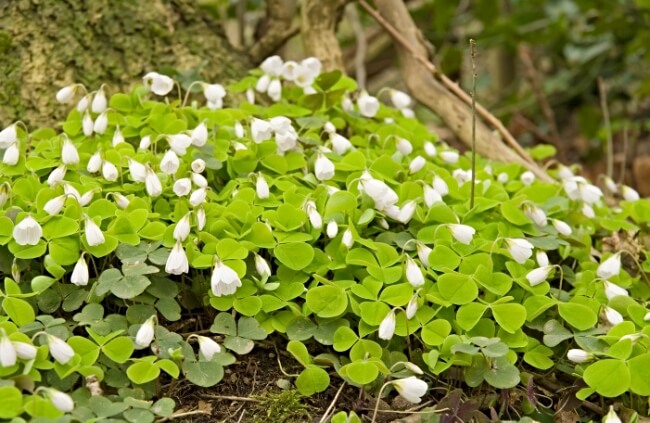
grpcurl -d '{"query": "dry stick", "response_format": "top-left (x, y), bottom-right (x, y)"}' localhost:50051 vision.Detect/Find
top-left (157, 409), bottom-right (211, 422)
top-left (202, 394), bottom-right (262, 403)
top-left (357, 0), bottom-right (539, 170)
top-left (598, 77), bottom-right (614, 179)
top-left (619, 123), bottom-right (628, 184)
top-left (469, 39), bottom-right (477, 210)
top-left (346, 4), bottom-right (368, 90)
top-left (318, 383), bottom-right (347, 423)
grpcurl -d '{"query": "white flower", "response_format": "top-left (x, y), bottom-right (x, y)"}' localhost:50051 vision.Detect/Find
top-left (327, 220), bottom-right (338, 239)
top-left (44, 195), bottom-right (67, 216)
top-left (603, 406), bottom-right (622, 423)
top-left (12, 341), bottom-right (37, 360)
top-left (13, 215), bottom-right (42, 246)
top-left (447, 224), bottom-right (475, 245)
top-left (87, 152), bottom-right (102, 173)
top-left (91, 87), bottom-right (107, 113)
top-left (281, 61), bottom-right (300, 81)
top-left (77, 94), bottom-right (91, 113)
top-left (61, 138), bottom-right (79, 165)
top-left (551, 219), bottom-right (572, 236)
top-left (191, 121), bottom-right (208, 147)
top-left (48, 165), bottom-right (67, 187)
top-left (358, 172), bottom-right (398, 211)
top-left (160, 150), bottom-right (180, 175)
top-left (0, 124), bottom-right (17, 148)
top-left (603, 306), bottom-right (624, 326)
top-left (342, 95), bottom-right (354, 112)
top-left (423, 185), bottom-right (442, 208)
top-left (604, 176), bottom-right (618, 193)
top-left (82, 111), bottom-right (95, 136)
top-left (173, 213), bottom-right (192, 242)
top-left (166, 240), bottom-right (189, 275)
top-left (246, 88), bottom-right (255, 104)
top-left (102, 160), bottom-right (118, 181)
top-left (582, 203), bottom-right (595, 218)
top-left (536, 251), bottom-right (549, 267)
top-left (423, 141), bottom-right (436, 157)
top-left (523, 204), bottom-right (547, 226)
top-left (167, 133), bottom-right (192, 156)
top-left (305, 201), bottom-right (322, 229)
top-left (506, 238), bottom-right (534, 264)
top-left (417, 243), bottom-right (432, 268)
top-left (378, 309), bottom-right (396, 340)
top-left (173, 178), bottom-right (192, 197)
top-left (112, 125), bottom-right (125, 147)
top-left (401, 108), bottom-right (415, 118)
top-left (251, 118), bottom-right (273, 143)
top-left (432, 175), bottom-right (449, 196)
top-left (255, 254), bottom-right (271, 279)
top-left (197, 336), bottom-right (221, 360)
top-left (3, 143), bottom-right (19, 166)
top-left (357, 91), bottom-right (380, 118)
top-left (191, 159), bottom-right (206, 174)
top-left (189, 188), bottom-right (207, 207)
top-left (405, 256), bottom-right (425, 287)
top-left (256, 173), bottom-right (270, 199)
top-left (397, 200), bottom-right (417, 224)
top-left (390, 89), bottom-right (412, 109)
top-left (211, 260), bottom-right (242, 297)
top-left (255, 74), bottom-right (271, 93)
top-left (71, 255), bottom-right (89, 286)
top-left (234, 122), bottom-right (244, 139)
top-left (56, 84), bottom-right (77, 104)
top-left (267, 79), bottom-right (282, 102)
top-left (645, 311), bottom-right (650, 322)
top-left (557, 165), bottom-right (574, 180)
top-left (603, 281), bottom-right (628, 300)
top-left (45, 388), bottom-right (74, 413)
top-left (202, 83), bottom-right (226, 103)
top-left (78, 188), bottom-right (94, 207)
top-left (0, 330), bottom-right (16, 367)
top-left (324, 121), bottom-right (336, 134)
top-left (597, 253), bottom-right (621, 279)
top-left (403, 293), bottom-right (419, 321)
top-left (261, 55), bottom-right (284, 76)
top-left (196, 207), bottom-right (206, 231)
top-left (526, 266), bottom-right (552, 286)
top-left (440, 151), bottom-right (459, 164)
top-left (128, 158), bottom-right (147, 182)
top-left (275, 130), bottom-right (298, 154)
top-left (84, 215), bottom-right (105, 246)
top-left (47, 334), bottom-right (74, 364)
top-left (567, 348), bottom-right (592, 363)
top-left (622, 186), bottom-right (640, 202)
top-left (301, 57), bottom-right (322, 79)
top-left (93, 112), bottom-right (108, 134)
top-left (315, 153), bottom-right (335, 181)
top-left (497, 172), bottom-right (509, 183)
top-left (143, 72), bottom-right (175, 96)
top-left (520, 171), bottom-right (535, 186)
top-left (453, 169), bottom-right (470, 185)
top-left (342, 228), bottom-right (353, 249)
top-left (113, 193), bottom-right (130, 209)
top-left (145, 166), bottom-right (163, 197)
top-left (63, 184), bottom-right (80, 202)
top-left (139, 135), bottom-right (152, 150)
top-left (192, 172), bottom-right (208, 188)
top-left (409, 156), bottom-right (426, 174)
top-left (395, 137), bottom-right (413, 155)
top-left (135, 316), bottom-right (156, 347)
top-left (331, 133), bottom-right (352, 155)
top-left (392, 376), bottom-right (428, 403)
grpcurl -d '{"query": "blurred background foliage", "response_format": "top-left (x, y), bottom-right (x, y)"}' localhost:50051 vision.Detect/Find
top-left (198, 0), bottom-right (650, 192)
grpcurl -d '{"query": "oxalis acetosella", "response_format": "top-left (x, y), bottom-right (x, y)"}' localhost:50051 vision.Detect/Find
top-left (0, 53), bottom-right (646, 420)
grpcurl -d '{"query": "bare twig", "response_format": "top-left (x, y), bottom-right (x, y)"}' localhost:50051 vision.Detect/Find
top-left (469, 39), bottom-right (477, 209)
top-left (201, 394), bottom-right (262, 403)
top-left (346, 4), bottom-right (367, 89)
top-left (518, 45), bottom-right (562, 154)
top-left (249, 0), bottom-right (298, 63)
top-left (598, 77), bottom-right (614, 179)
top-left (157, 409), bottom-right (211, 422)
top-left (358, 0), bottom-right (552, 182)
top-left (318, 383), bottom-right (347, 423)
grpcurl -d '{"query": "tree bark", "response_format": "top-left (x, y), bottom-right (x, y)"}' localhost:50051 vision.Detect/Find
top-left (300, 0), bottom-right (347, 72)
top-left (0, 0), bottom-right (250, 128)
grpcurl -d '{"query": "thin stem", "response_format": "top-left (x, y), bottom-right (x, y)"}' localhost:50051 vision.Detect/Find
top-left (598, 77), bottom-right (614, 179)
top-left (469, 39), bottom-right (477, 209)
top-left (318, 383), bottom-right (346, 423)
top-left (371, 381), bottom-right (392, 423)
top-left (182, 81), bottom-right (204, 108)
top-left (619, 123), bottom-right (628, 184)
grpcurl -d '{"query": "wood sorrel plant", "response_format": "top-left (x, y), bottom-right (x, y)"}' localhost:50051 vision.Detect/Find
top-left (0, 55), bottom-right (649, 421)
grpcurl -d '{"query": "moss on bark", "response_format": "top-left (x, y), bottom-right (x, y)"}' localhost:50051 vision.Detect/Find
top-left (0, 0), bottom-right (250, 127)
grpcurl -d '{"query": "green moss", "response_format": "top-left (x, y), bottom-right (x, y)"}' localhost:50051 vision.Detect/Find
top-left (250, 390), bottom-right (312, 423)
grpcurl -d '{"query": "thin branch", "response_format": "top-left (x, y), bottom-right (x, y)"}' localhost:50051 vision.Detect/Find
top-left (156, 409), bottom-right (211, 422)
top-left (346, 4), bottom-right (367, 89)
top-left (358, 0), bottom-right (551, 182)
top-left (598, 77), bottom-right (614, 179)
top-left (469, 38), bottom-right (477, 209)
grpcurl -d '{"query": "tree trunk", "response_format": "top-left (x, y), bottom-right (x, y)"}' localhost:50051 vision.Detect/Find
top-left (0, 0), bottom-right (251, 128)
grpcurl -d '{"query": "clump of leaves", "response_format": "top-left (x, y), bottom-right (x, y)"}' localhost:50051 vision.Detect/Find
top-left (0, 55), bottom-right (648, 421)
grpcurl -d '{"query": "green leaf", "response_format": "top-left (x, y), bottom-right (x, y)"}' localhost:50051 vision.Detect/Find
top-left (456, 303), bottom-right (488, 331)
top-left (127, 361), bottom-right (161, 384)
top-left (438, 273), bottom-right (478, 305)
top-left (9, 240), bottom-right (47, 259)
top-left (0, 386), bottom-right (23, 419)
top-left (306, 285), bottom-right (348, 318)
top-left (110, 93), bottom-right (133, 111)
top-left (422, 320), bottom-right (452, 346)
top-left (102, 337), bottom-right (134, 363)
top-left (151, 398), bottom-right (175, 417)
top-left (183, 361), bottom-right (224, 387)
top-left (333, 326), bottom-right (358, 352)
top-left (274, 242), bottom-right (314, 270)
top-left (491, 303), bottom-right (526, 334)
top-left (156, 359), bottom-right (180, 378)
top-left (583, 359), bottom-right (630, 397)
top-left (484, 357), bottom-right (520, 389)
top-left (238, 317), bottom-right (268, 340)
top-left (287, 340), bottom-right (312, 367)
top-left (558, 302), bottom-right (597, 331)
top-left (2, 297), bottom-right (35, 325)
top-left (628, 353), bottom-right (650, 396)
top-left (341, 360), bottom-right (379, 385)
top-left (295, 365), bottom-right (330, 395)
top-left (429, 245), bottom-right (461, 271)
